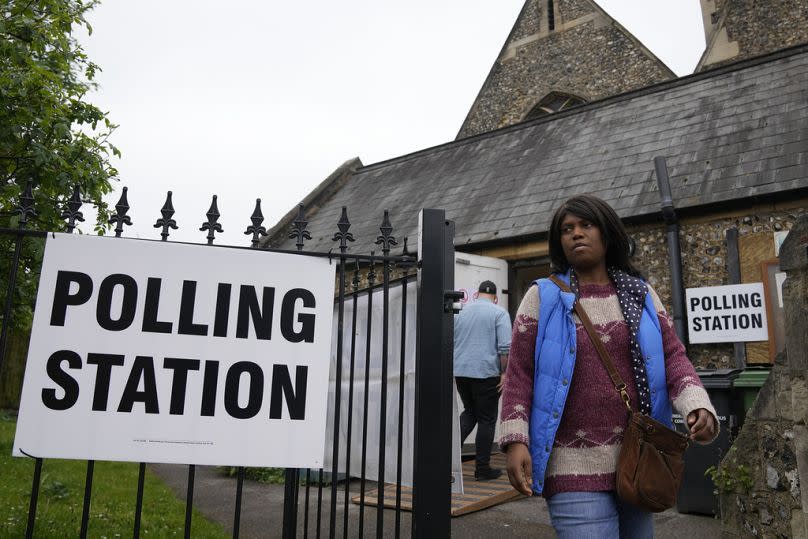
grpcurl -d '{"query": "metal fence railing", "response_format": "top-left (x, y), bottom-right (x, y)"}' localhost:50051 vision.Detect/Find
top-left (0, 182), bottom-right (455, 538)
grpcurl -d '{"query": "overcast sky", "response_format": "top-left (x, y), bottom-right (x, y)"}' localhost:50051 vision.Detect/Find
top-left (79, 0), bottom-right (705, 245)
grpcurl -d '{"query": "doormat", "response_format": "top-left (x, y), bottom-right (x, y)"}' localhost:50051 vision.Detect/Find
top-left (350, 453), bottom-right (522, 517)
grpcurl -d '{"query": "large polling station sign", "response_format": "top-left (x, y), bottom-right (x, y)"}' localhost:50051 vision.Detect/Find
top-left (13, 234), bottom-right (335, 468)
top-left (686, 283), bottom-right (768, 344)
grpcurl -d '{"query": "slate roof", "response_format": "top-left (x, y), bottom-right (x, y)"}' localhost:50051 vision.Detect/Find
top-left (271, 45), bottom-right (808, 255)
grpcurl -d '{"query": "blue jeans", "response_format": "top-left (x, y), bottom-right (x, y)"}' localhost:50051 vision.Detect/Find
top-left (546, 491), bottom-right (653, 539)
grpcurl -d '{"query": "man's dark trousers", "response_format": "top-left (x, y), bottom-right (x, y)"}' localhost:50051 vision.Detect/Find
top-left (456, 376), bottom-right (500, 469)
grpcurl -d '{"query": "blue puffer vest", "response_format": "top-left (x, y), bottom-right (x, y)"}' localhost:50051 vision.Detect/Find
top-left (528, 272), bottom-right (673, 495)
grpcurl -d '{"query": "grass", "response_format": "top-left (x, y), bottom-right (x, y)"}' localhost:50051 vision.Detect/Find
top-left (0, 411), bottom-right (228, 538)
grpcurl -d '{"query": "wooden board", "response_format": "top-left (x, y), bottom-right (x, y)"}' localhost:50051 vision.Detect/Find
top-left (351, 452), bottom-right (522, 517)
top-left (738, 232), bottom-right (776, 364)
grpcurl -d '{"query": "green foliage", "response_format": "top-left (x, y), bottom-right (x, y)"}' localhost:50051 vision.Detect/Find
top-left (222, 466), bottom-right (288, 484)
top-left (41, 479), bottom-right (70, 500)
top-left (705, 462), bottom-right (754, 495)
top-left (0, 236), bottom-right (44, 330)
top-left (1, 0), bottom-right (120, 331)
top-left (0, 411), bottom-right (228, 538)
top-left (220, 466), bottom-right (323, 486)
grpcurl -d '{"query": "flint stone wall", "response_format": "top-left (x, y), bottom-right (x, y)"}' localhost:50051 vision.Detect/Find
top-left (627, 206), bottom-right (806, 369)
top-left (701, 0), bottom-right (808, 71)
top-left (718, 213), bottom-right (808, 538)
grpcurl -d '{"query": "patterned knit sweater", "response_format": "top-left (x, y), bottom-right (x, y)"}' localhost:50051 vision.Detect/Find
top-left (499, 281), bottom-right (717, 498)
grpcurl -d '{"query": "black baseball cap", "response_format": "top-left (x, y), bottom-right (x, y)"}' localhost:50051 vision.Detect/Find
top-left (478, 280), bottom-right (497, 294)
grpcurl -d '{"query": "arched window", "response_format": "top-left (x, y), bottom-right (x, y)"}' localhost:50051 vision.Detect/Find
top-left (524, 92), bottom-right (586, 120)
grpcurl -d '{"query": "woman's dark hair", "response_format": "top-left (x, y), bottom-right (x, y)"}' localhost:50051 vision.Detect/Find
top-left (548, 194), bottom-right (643, 277)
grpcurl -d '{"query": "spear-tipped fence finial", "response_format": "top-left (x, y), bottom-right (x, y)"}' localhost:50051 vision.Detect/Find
top-left (154, 191), bottom-right (178, 241)
top-left (245, 198), bottom-right (267, 248)
top-left (332, 206), bottom-right (355, 254)
top-left (289, 203), bottom-right (311, 251)
top-left (200, 195), bottom-right (223, 245)
top-left (109, 187), bottom-right (133, 237)
top-left (375, 209), bottom-right (397, 256)
top-left (13, 181), bottom-right (36, 228)
top-left (61, 185), bottom-right (85, 233)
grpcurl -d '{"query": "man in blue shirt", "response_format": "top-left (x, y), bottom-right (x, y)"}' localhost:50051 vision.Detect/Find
top-left (454, 280), bottom-right (512, 480)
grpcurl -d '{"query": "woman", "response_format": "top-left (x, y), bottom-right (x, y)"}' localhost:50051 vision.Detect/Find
top-left (499, 195), bottom-right (718, 538)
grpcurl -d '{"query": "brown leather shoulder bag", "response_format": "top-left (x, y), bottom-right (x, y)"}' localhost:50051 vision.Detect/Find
top-left (549, 275), bottom-right (689, 513)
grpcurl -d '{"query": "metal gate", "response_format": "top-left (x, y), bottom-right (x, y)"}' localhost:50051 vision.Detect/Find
top-left (0, 183), bottom-right (456, 538)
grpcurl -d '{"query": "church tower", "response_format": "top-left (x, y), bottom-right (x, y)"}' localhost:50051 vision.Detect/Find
top-left (457, 0), bottom-right (675, 139)
top-left (697, 0), bottom-right (808, 71)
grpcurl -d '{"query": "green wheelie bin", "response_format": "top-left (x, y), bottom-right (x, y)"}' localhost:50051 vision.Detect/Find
top-left (734, 367), bottom-right (771, 426)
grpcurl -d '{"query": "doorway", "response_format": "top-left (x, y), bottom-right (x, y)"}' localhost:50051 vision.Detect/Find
top-left (508, 258), bottom-right (552, 320)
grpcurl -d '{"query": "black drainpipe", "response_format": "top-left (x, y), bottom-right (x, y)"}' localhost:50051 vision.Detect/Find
top-left (654, 156), bottom-right (687, 344)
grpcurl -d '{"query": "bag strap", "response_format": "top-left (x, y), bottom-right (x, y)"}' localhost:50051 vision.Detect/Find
top-left (548, 274), bottom-right (632, 412)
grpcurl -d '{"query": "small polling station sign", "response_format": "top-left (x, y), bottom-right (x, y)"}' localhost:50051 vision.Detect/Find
top-left (685, 283), bottom-right (768, 344)
top-left (13, 233), bottom-right (335, 468)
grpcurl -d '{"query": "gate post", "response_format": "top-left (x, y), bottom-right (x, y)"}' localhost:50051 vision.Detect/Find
top-left (412, 209), bottom-right (454, 538)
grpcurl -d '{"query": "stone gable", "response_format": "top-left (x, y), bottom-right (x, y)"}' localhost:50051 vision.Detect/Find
top-left (697, 0), bottom-right (808, 71)
top-left (456, 0), bottom-right (675, 138)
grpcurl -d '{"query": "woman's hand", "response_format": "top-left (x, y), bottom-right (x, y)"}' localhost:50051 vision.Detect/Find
top-left (687, 408), bottom-right (717, 443)
top-left (506, 443), bottom-right (533, 496)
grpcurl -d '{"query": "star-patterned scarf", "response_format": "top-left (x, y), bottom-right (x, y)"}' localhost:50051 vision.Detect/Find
top-left (568, 267), bottom-right (652, 415)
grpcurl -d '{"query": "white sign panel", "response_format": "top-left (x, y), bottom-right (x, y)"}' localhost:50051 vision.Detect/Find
top-left (686, 283), bottom-right (768, 344)
top-left (454, 253), bottom-right (509, 308)
top-left (14, 234), bottom-right (335, 468)
top-left (323, 283), bottom-right (421, 484)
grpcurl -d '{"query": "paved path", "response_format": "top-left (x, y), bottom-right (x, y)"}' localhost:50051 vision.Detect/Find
top-left (151, 464), bottom-right (721, 538)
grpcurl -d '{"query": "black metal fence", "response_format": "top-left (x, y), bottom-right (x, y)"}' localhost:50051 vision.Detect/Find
top-left (0, 183), bottom-right (456, 538)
